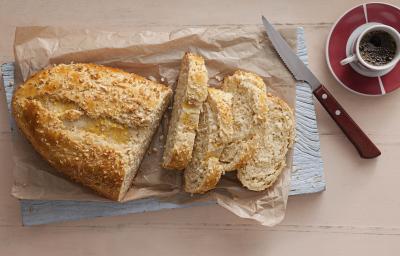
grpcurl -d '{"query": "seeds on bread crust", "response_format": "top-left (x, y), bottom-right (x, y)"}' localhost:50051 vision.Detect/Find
top-left (12, 63), bottom-right (172, 201)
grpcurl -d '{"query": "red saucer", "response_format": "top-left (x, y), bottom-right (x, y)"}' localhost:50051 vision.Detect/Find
top-left (326, 3), bottom-right (400, 96)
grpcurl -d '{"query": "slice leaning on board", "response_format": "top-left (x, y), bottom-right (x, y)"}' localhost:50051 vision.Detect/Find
top-left (164, 53), bottom-right (295, 193)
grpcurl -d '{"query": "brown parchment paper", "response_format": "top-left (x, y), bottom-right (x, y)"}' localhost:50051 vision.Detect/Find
top-left (11, 25), bottom-right (296, 226)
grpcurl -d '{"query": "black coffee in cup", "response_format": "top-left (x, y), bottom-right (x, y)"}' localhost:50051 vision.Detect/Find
top-left (359, 30), bottom-right (397, 66)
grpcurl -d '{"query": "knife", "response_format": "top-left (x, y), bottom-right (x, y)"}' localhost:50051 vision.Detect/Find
top-left (261, 16), bottom-right (381, 158)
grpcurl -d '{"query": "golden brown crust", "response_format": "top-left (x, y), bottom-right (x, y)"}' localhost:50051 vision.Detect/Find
top-left (162, 146), bottom-right (191, 171)
top-left (12, 63), bottom-right (172, 201)
top-left (162, 52), bottom-right (208, 170)
top-left (186, 160), bottom-right (223, 194)
top-left (14, 63), bottom-right (170, 128)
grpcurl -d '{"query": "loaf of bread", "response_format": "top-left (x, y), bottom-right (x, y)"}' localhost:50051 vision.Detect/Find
top-left (12, 63), bottom-right (172, 201)
top-left (162, 53), bottom-right (208, 171)
top-left (237, 93), bottom-right (295, 191)
top-left (184, 88), bottom-right (233, 193)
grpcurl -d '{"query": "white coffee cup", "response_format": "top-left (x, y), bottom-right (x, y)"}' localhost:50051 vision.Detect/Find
top-left (340, 24), bottom-right (400, 77)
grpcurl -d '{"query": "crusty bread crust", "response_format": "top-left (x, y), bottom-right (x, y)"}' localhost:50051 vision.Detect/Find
top-left (12, 63), bottom-right (172, 201)
top-left (237, 93), bottom-right (295, 191)
top-left (162, 53), bottom-right (208, 170)
top-left (184, 88), bottom-right (233, 193)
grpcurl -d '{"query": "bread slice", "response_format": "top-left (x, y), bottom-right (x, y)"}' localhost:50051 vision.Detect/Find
top-left (162, 53), bottom-right (208, 170)
top-left (219, 70), bottom-right (268, 172)
top-left (12, 63), bottom-right (172, 201)
top-left (237, 93), bottom-right (295, 191)
top-left (184, 88), bottom-right (233, 193)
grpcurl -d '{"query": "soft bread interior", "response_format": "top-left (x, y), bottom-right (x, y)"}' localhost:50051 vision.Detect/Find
top-left (237, 94), bottom-right (295, 191)
top-left (184, 88), bottom-right (233, 193)
top-left (219, 70), bottom-right (268, 172)
top-left (184, 103), bottom-right (222, 193)
top-left (162, 53), bottom-right (208, 170)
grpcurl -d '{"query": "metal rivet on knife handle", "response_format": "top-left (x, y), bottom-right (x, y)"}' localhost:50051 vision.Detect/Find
top-left (313, 85), bottom-right (381, 158)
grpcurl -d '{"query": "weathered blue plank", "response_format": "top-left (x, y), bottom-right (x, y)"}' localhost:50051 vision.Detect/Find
top-left (20, 199), bottom-right (215, 226)
top-left (1, 27), bottom-right (325, 225)
top-left (291, 27), bottom-right (325, 196)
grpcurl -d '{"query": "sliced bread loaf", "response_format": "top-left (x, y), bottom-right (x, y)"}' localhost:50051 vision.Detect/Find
top-left (184, 88), bottom-right (233, 193)
top-left (162, 53), bottom-right (208, 171)
top-left (237, 93), bottom-right (295, 191)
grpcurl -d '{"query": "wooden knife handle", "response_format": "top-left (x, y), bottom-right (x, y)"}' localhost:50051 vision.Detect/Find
top-left (313, 85), bottom-right (381, 159)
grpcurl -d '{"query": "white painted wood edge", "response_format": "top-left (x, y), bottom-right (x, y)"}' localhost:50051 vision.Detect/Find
top-left (291, 27), bottom-right (325, 196)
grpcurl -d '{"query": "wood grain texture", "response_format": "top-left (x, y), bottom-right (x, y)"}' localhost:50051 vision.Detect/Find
top-left (0, 0), bottom-right (399, 255)
top-left (291, 28), bottom-right (325, 195)
top-left (19, 199), bottom-right (215, 226)
top-left (1, 224), bottom-right (399, 256)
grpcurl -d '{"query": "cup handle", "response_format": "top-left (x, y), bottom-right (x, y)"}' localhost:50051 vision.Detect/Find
top-left (340, 55), bottom-right (357, 66)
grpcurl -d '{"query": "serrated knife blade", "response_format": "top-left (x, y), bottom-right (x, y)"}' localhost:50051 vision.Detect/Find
top-left (261, 16), bottom-right (381, 159)
top-left (262, 16), bottom-right (320, 90)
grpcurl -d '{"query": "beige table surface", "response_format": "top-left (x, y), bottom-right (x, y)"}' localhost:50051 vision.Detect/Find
top-left (1, 0), bottom-right (400, 255)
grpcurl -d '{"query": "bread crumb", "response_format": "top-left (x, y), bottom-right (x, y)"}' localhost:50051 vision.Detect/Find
top-left (148, 76), bottom-right (157, 82)
top-left (152, 147), bottom-right (158, 153)
top-left (160, 77), bottom-right (166, 82)
top-left (215, 75), bottom-right (222, 82)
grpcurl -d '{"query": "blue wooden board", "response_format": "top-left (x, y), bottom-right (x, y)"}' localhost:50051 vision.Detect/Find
top-left (1, 27), bottom-right (325, 226)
